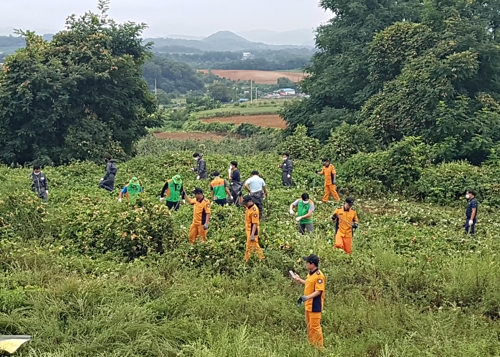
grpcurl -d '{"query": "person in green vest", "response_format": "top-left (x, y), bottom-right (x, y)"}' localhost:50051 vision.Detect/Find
top-left (289, 193), bottom-right (315, 234)
top-left (160, 174), bottom-right (186, 211)
top-left (210, 171), bottom-right (231, 206)
top-left (118, 177), bottom-right (143, 204)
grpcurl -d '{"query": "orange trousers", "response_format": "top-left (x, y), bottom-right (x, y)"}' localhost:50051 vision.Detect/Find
top-left (245, 235), bottom-right (265, 262)
top-left (322, 184), bottom-right (340, 202)
top-left (305, 311), bottom-right (324, 349)
top-left (189, 224), bottom-right (207, 244)
top-left (334, 233), bottom-right (352, 254)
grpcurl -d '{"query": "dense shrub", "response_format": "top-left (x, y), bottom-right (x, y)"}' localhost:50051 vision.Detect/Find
top-left (276, 125), bottom-right (320, 161)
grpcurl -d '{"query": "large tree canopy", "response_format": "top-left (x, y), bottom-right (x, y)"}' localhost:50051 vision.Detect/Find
top-left (0, 0), bottom-right (158, 165)
top-left (282, 0), bottom-right (500, 164)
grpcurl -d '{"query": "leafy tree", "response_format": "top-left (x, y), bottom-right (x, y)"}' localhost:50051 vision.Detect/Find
top-left (276, 125), bottom-right (320, 161)
top-left (0, 0), bottom-right (158, 164)
top-left (208, 83), bottom-right (231, 103)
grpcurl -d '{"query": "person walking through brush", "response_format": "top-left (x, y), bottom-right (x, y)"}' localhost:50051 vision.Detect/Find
top-left (332, 197), bottom-right (358, 254)
top-left (160, 174), bottom-right (186, 211)
top-left (30, 164), bottom-right (49, 202)
top-left (210, 171), bottom-right (231, 206)
top-left (242, 195), bottom-right (265, 262)
top-left (228, 161), bottom-right (243, 206)
top-left (191, 153), bottom-right (207, 180)
top-left (465, 189), bottom-right (478, 235)
top-left (118, 177), bottom-right (143, 204)
top-left (244, 171), bottom-right (268, 219)
top-left (289, 193), bottom-right (315, 234)
top-left (317, 158), bottom-right (340, 203)
top-left (279, 152), bottom-right (294, 187)
top-left (185, 187), bottom-right (211, 244)
top-left (99, 153), bottom-right (117, 192)
top-left (293, 254), bottom-right (326, 350)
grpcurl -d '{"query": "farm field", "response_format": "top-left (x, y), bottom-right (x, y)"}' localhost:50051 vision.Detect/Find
top-left (202, 114), bottom-right (286, 129)
top-left (153, 131), bottom-right (226, 141)
top-left (199, 69), bottom-right (306, 84)
top-left (192, 102), bottom-right (285, 119)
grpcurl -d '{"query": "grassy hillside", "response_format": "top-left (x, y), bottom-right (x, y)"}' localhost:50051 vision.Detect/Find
top-left (0, 150), bottom-right (499, 356)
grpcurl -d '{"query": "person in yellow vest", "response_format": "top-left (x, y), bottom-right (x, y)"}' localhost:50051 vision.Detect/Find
top-left (242, 195), bottom-right (265, 262)
top-left (293, 254), bottom-right (326, 350)
top-left (209, 171), bottom-right (231, 206)
top-left (317, 158), bottom-right (340, 203)
top-left (289, 193), bottom-right (315, 234)
top-left (185, 187), bottom-right (211, 244)
top-left (332, 197), bottom-right (358, 254)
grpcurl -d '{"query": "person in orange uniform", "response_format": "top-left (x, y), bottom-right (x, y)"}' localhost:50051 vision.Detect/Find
top-left (294, 254), bottom-right (326, 350)
top-left (185, 187), bottom-right (211, 244)
top-left (316, 158), bottom-right (340, 203)
top-left (332, 197), bottom-right (358, 254)
top-left (242, 195), bottom-right (265, 262)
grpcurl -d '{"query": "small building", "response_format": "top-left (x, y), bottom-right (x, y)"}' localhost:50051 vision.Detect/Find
top-left (242, 52), bottom-right (253, 60)
top-left (281, 88), bottom-right (296, 96)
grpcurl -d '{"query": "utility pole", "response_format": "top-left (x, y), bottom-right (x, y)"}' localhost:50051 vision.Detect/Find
top-left (154, 79), bottom-right (157, 97)
top-left (255, 86), bottom-right (258, 101)
top-left (250, 80), bottom-right (253, 103)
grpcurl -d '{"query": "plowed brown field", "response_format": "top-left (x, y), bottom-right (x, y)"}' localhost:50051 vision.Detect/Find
top-left (153, 132), bottom-right (226, 141)
top-left (199, 70), bottom-right (305, 84)
top-left (202, 114), bottom-right (286, 128)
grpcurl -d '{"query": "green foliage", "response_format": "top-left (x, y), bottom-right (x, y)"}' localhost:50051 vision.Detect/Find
top-left (208, 83), bottom-right (232, 103)
top-left (282, 0), bottom-right (500, 165)
top-left (276, 125), bottom-right (320, 161)
top-left (0, 4), bottom-right (158, 164)
top-left (320, 123), bottom-right (380, 163)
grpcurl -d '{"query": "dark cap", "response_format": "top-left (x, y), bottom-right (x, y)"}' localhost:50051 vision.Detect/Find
top-left (192, 187), bottom-right (203, 194)
top-left (303, 254), bottom-right (320, 266)
top-left (242, 195), bottom-right (254, 204)
top-left (33, 164), bottom-right (41, 170)
top-left (283, 152), bottom-right (290, 157)
top-left (104, 153), bottom-right (112, 160)
top-left (322, 158), bottom-right (329, 162)
top-left (212, 171), bottom-right (220, 177)
top-left (345, 197), bottom-right (354, 205)
top-left (193, 152), bottom-right (200, 158)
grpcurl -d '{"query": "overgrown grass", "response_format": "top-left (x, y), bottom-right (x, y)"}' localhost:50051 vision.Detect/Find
top-left (192, 101), bottom-right (285, 119)
top-left (1, 152), bottom-right (499, 356)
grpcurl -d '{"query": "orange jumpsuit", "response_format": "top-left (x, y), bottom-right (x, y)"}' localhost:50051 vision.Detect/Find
top-left (187, 196), bottom-right (211, 243)
top-left (304, 269), bottom-right (326, 349)
top-left (333, 207), bottom-right (358, 254)
top-left (245, 204), bottom-right (265, 262)
top-left (318, 164), bottom-right (340, 202)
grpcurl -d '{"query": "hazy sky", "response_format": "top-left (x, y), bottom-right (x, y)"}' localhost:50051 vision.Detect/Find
top-left (0, 0), bottom-right (332, 37)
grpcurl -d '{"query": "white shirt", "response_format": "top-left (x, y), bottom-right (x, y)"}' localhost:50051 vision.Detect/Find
top-left (245, 176), bottom-right (266, 193)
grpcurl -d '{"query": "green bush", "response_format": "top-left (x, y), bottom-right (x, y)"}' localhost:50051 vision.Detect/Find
top-left (276, 125), bottom-right (320, 161)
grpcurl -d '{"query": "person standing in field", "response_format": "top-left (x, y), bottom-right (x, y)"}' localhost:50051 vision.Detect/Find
top-left (317, 158), bottom-right (340, 203)
top-left (228, 161), bottom-right (243, 206)
top-left (293, 254), bottom-right (326, 350)
top-left (244, 171), bottom-right (269, 219)
top-left (185, 187), bottom-right (211, 244)
top-left (210, 171), bottom-right (231, 206)
top-left (160, 174), bottom-right (186, 211)
top-left (118, 177), bottom-right (143, 204)
top-left (465, 189), bottom-right (478, 235)
top-left (30, 164), bottom-right (49, 202)
top-left (289, 193), bottom-right (315, 234)
top-left (279, 152), bottom-right (294, 187)
top-left (332, 197), bottom-right (358, 254)
top-left (191, 153), bottom-right (207, 180)
top-left (99, 153), bottom-right (117, 192)
top-left (242, 195), bottom-right (265, 262)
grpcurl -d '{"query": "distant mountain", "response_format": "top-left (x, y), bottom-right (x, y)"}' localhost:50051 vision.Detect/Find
top-left (166, 34), bottom-right (204, 41)
top-left (238, 29), bottom-right (315, 46)
top-left (149, 31), bottom-right (313, 53)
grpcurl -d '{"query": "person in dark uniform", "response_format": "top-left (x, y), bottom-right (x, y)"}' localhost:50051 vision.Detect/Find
top-left (228, 161), bottom-right (242, 205)
top-left (465, 189), bottom-right (478, 235)
top-left (279, 152), bottom-right (294, 187)
top-left (192, 153), bottom-right (207, 180)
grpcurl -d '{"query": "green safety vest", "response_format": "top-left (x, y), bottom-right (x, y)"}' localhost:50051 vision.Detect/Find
top-left (167, 180), bottom-right (181, 202)
top-left (298, 200), bottom-right (313, 224)
top-left (211, 178), bottom-right (227, 200)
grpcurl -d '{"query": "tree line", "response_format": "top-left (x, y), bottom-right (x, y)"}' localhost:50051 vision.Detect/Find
top-left (282, 0), bottom-right (500, 165)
